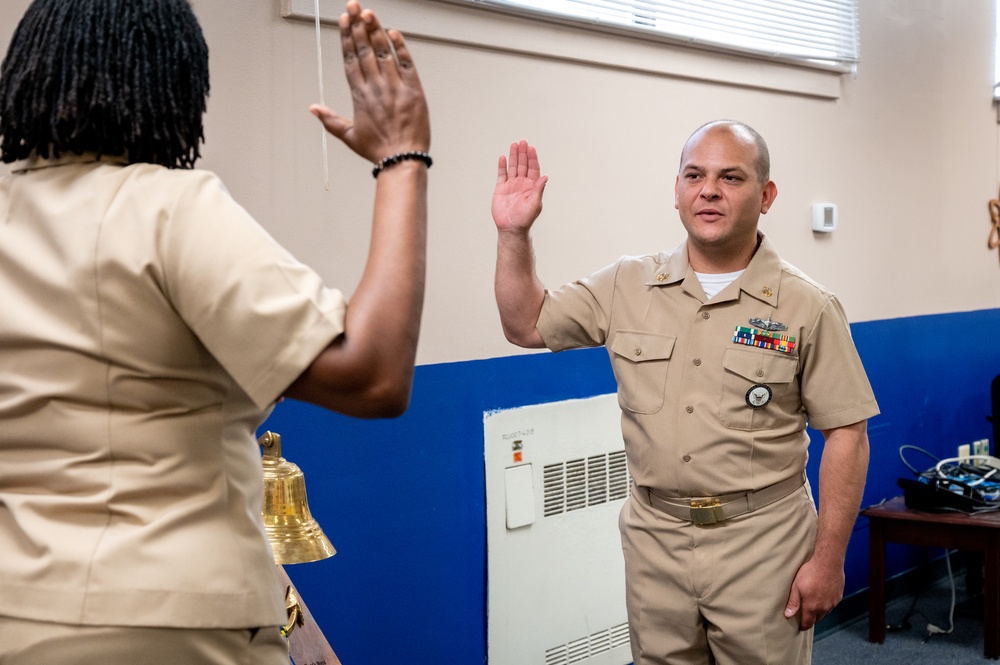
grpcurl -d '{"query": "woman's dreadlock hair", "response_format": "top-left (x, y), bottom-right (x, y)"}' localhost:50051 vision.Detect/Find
top-left (0, 0), bottom-right (209, 169)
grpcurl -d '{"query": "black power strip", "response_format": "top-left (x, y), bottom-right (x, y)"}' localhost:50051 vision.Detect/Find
top-left (898, 477), bottom-right (998, 513)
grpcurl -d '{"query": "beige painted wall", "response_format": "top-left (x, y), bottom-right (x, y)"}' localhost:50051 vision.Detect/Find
top-left (2, 0), bottom-right (999, 366)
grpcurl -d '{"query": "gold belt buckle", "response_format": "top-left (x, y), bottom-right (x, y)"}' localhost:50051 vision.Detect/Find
top-left (690, 499), bottom-right (725, 525)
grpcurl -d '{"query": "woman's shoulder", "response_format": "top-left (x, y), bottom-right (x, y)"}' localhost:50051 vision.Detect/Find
top-left (123, 162), bottom-right (223, 188)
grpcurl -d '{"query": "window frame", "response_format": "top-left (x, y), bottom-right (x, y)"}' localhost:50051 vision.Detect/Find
top-left (281, 0), bottom-right (850, 100)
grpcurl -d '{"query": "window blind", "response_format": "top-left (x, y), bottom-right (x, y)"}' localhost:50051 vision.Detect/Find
top-left (442, 0), bottom-right (860, 70)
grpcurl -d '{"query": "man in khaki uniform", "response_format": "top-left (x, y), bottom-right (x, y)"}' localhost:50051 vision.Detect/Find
top-left (491, 122), bottom-right (878, 665)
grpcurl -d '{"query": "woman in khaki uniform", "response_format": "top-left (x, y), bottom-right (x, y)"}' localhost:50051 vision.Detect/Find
top-left (0, 1), bottom-right (430, 663)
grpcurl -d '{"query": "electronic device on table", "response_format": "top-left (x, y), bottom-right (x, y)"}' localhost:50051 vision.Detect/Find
top-left (897, 445), bottom-right (1000, 513)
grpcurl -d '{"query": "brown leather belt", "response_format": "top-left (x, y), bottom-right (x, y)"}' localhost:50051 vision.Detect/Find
top-left (635, 474), bottom-right (805, 525)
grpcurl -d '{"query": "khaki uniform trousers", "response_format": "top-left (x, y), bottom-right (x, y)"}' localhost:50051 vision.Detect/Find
top-left (0, 616), bottom-right (288, 665)
top-left (619, 485), bottom-right (817, 665)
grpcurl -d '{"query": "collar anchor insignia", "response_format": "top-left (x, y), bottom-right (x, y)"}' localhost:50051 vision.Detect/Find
top-left (748, 316), bottom-right (787, 332)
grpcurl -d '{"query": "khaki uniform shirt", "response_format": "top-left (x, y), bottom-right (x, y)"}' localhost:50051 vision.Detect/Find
top-left (537, 234), bottom-right (879, 497)
top-left (0, 155), bottom-right (346, 628)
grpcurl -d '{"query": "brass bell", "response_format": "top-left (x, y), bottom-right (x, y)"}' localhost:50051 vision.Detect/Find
top-left (259, 431), bottom-right (335, 565)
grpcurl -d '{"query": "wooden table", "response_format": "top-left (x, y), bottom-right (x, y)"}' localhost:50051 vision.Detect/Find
top-left (861, 496), bottom-right (1000, 659)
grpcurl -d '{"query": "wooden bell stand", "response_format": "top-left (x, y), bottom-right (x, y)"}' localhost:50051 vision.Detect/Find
top-left (278, 566), bottom-right (342, 665)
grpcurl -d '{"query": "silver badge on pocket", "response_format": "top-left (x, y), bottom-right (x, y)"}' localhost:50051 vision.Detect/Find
top-left (746, 384), bottom-right (772, 409)
top-left (748, 316), bottom-right (787, 332)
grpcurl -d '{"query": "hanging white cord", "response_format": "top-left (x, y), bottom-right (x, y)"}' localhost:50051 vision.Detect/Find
top-left (925, 549), bottom-right (956, 639)
top-left (314, 0), bottom-right (330, 190)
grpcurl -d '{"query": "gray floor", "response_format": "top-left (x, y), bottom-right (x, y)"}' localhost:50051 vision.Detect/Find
top-left (813, 572), bottom-right (991, 664)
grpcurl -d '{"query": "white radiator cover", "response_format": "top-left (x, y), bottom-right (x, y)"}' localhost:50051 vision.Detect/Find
top-left (485, 393), bottom-right (632, 665)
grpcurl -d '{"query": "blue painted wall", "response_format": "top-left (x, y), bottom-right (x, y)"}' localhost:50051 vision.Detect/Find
top-left (266, 308), bottom-right (1000, 664)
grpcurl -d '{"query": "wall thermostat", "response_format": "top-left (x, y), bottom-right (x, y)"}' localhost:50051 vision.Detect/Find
top-left (812, 203), bottom-right (837, 233)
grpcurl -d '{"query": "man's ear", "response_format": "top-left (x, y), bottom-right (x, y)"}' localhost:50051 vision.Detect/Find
top-left (760, 180), bottom-right (778, 214)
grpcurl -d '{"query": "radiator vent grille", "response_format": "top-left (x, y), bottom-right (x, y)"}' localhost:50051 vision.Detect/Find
top-left (544, 622), bottom-right (631, 664)
top-left (543, 450), bottom-right (631, 517)
top-left (486, 394), bottom-right (628, 664)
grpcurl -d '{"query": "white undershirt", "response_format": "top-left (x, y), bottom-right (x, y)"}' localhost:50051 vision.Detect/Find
top-left (695, 269), bottom-right (745, 300)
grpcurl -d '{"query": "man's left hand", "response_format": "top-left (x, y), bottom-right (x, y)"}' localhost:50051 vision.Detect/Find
top-left (783, 556), bottom-right (845, 630)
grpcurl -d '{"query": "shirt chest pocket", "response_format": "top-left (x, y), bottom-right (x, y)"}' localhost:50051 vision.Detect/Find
top-left (720, 347), bottom-right (800, 431)
top-left (609, 331), bottom-right (676, 415)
